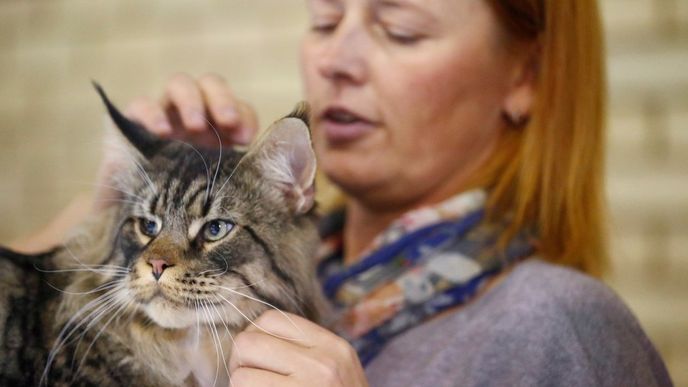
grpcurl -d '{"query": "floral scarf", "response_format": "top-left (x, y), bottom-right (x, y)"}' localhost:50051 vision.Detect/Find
top-left (317, 189), bottom-right (535, 365)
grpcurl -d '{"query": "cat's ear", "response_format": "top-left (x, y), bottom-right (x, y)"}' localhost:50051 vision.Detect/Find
top-left (93, 82), bottom-right (162, 159)
top-left (252, 102), bottom-right (316, 214)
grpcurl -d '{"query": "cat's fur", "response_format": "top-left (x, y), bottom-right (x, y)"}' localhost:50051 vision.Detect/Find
top-left (0, 84), bottom-right (323, 386)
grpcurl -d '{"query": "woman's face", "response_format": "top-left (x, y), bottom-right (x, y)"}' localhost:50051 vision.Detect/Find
top-left (301, 0), bottom-right (524, 210)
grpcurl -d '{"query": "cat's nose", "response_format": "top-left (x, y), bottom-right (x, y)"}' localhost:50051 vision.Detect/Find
top-left (147, 258), bottom-right (173, 281)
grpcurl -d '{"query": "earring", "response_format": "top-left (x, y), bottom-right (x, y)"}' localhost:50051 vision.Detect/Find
top-left (504, 110), bottom-right (528, 127)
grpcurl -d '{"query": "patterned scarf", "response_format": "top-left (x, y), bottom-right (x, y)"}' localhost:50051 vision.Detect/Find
top-left (317, 189), bottom-right (535, 365)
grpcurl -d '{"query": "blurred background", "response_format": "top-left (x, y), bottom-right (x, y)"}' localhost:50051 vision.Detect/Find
top-left (0, 0), bottom-right (686, 383)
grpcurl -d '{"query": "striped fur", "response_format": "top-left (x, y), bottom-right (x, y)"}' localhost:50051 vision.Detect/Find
top-left (0, 90), bottom-right (322, 386)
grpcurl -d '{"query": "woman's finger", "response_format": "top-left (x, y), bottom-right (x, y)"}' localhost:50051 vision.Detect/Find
top-left (244, 310), bottom-right (321, 345)
top-left (162, 73), bottom-right (207, 132)
top-left (231, 367), bottom-right (292, 387)
top-left (124, 96), bottom-right (172, 135)
top-left (198, 73), bottom-right (241, 128)
top-left (229, 331), bottom-right (307, 375)
top-left (234, 101), bottom-right (259, 144)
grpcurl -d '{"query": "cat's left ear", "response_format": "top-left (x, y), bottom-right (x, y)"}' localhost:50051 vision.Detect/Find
top-left (252, 102), bottom-right (316, 214)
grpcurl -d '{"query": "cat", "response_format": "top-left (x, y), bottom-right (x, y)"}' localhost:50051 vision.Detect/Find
top-left (0, 83), bottom-right (324, 387)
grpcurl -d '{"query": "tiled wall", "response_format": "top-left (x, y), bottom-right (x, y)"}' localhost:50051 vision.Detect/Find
top-left (0, 0), bottom-right (686, 384)
top-left (602, 0), bottom-right (688, 384)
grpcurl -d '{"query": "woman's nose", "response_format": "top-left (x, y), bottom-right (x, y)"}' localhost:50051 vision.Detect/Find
top-left (317, 25), bottom-right (368, 85)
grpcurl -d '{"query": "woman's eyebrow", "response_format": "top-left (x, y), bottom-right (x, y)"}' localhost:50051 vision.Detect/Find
top-left (307, 0), bottom-right (342, 7)
top-left (372, 0), bottom-right (438, 21)
top-left (306, 0), bottom-right (341, 10)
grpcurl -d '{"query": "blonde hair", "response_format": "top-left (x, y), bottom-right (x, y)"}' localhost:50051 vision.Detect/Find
top-left (485, 0), bottom-right (608, 276)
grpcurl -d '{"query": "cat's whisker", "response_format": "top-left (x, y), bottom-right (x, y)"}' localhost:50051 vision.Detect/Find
top-left (207, 301), bottom-right (238, 387)
top-left (66, 294), bottom-right (128, 380)
top-left (74, 181), bottom-right (147, 201)
top-left (44, 279), bottom-right (121, 296)
top-left (209, 297), bottom-right (241, 387)
top-left (68, 178), bottom-right (147, 202)
top-left (204, 118), bottom-right (223, 203)
top-left (213, 148), bottom-right (252, 198)
top-left (174, 139), bottom-right (212, 204)
top-left (217, 286), bottom-right (307, 341)
top-left (73, 292), bottom-right (125, 338)
top-left (194, 298), bottom-right (202, 347)
top-left (197, 268), bottom-right (226, 276)
top-left (210, 254), bottom-right (230, 277)
top-left (103, 139), bottom-right (158, 195)
top-left (35, 266), bottom-right (129, 275)
top-left (41, 287), bottom-right (122, 384)
top-left (215, 122), bottom-right (280, 197)
top-left (214, 292), bottom-right (305, 343)
top-left (217, 278), bottom-right (267, 289)
top-left (62, 244), bottom-right (130, 276)
top-left (68, 290), bottom-right (125, 356)
top-left (94, 198), bottom-right (146, 207)
top-left (201, 300), bottom-right (226, 387)
top-left (73, 299), bottom-right (132, 381)
top-left (209, 298), bottom-right (240, 350)
top-left (126, 154), bottom-right (158, 196)
top-left (198, 301), bottom-right (221, 387)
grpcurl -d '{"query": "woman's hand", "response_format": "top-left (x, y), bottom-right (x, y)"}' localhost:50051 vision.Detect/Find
top-left (229, 310), bottom-right (369, 387)
top-left (124, 72), bottom-right (259, 147)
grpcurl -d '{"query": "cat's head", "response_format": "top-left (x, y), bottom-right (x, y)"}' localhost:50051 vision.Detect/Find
top-left (92, 83), bottom-right (321, 330)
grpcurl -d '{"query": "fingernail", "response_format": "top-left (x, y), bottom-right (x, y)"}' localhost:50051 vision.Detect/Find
top-left (233, 128), bottom-right (253, 145)
top-left (187, 110), bottom-right (206, 128)
top-left (220, 107), bottom-right (238, 123)
top-left (155, 119), bottom-right (172, 134)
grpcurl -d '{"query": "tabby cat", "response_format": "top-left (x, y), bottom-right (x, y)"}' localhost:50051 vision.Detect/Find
top-left (0, 84), bottom-right (323, 386)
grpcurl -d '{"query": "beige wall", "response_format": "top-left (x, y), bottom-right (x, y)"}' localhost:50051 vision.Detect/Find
top-left (0, 0), bottom-right (686, 384)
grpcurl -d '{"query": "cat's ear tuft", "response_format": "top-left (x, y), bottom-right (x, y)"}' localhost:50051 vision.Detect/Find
top-left (284, 101), bottom-right (310, 127)
top-left (253, 108), bottom-right (316, 215)
top-left (93, 81), bottom-right (161, 159)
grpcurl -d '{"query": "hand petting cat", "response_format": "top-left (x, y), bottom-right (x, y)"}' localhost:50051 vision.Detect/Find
top-left (125, 73), bottom-right (258, 147)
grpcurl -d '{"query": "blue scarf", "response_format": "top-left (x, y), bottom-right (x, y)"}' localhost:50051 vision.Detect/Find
top-left (317, 192), bottom-right (534, 365)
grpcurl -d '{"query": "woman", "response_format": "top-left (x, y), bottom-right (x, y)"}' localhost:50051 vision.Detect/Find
top-left (20, 0), bottom-right (672, 385)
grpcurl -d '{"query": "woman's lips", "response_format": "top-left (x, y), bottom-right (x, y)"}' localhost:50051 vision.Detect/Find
top-left (321, 119), bottom-right (376, 144)
top-left (319, 107), bottom-right (377, 144)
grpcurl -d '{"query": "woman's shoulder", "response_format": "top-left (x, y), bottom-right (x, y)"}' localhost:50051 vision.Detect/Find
top-left (496, 258), bottom-right (631, 318)
top-left (366, 259), bottom-right (674, 387)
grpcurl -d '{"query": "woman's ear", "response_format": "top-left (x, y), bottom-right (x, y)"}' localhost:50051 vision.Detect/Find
top-left (502, 46), bottom-right (539, 126)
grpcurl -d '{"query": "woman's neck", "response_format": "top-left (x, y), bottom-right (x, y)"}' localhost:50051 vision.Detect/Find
top-left (341, 180), bottom-right (488, 265)
top-left (343, 201), bottom-right (405, 266)
top-left (340, 139), bottom-right (499, 265)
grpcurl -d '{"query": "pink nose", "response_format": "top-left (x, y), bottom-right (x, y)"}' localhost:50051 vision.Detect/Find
top-left (148, 259), bottom-right (172, 281)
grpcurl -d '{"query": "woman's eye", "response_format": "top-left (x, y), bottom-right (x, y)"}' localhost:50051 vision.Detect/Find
top-left (139, 218), bottom-right (161, 237)
top-left (311, 22), bottom-right (337, 34)
top-left (203, 220), bottom-right (234, 242)
top-left (385, 29), bottom-right (422, 45)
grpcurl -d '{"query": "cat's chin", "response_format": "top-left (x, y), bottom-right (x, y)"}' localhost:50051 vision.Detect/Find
top-left (143, 299), bottom-right (198, 329)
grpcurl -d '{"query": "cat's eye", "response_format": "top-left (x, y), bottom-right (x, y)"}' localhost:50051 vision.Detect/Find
top-left (138, 218), bottom-right (161, 237)
top-left (202, 220), bottom-right (234, 242)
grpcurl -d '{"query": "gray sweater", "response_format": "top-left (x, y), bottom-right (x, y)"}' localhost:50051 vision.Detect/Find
top-left (365, 259), bottom-right (673, 386)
